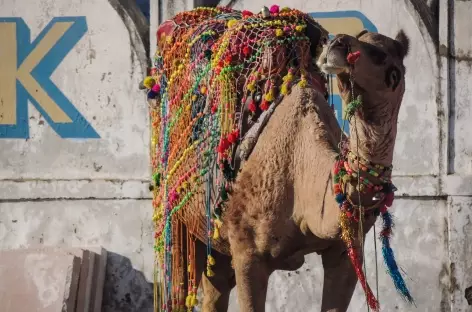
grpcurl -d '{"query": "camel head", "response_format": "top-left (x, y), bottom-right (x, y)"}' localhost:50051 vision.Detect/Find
top-left (317, 30), bottom-right (410, 165)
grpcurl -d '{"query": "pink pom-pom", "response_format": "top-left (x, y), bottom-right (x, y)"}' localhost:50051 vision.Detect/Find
top-left (152, 83), bottom-right (161, 93)
top-left (269, 5), bottom-right (280, 14)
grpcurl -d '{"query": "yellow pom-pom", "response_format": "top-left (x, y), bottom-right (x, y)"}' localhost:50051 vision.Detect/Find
top-left (275, 29), bottom-right (284, 37)
top-left (200, 86), bottom-right (207, 94)
top-left (213, 227), bottom-right (220, 240)
top-left (264, 89), bottom-right (275, 102)
top-left (206, 267), bottom-right (215, 277)
top-left (214, 218), bottom-right (223, 228)
top-left (192, 94), bottom-right (197, 101)
top-left (191, 295), bottom-right (198, 306)
top-left (227, 19), bottom-right (238, 28)
top-left (295, 25), bottom-right (304, 32)
top-left (281, 83), bottom-right (289, 95)
top-left (283, 72), bottom-right (294, 82)
top-left (185, 295), bottom-right (192, 308)
top-left (207, 255), bottom-right (216, 266)
top-left (152, 214), bottom-right (159, 222)
top-left (281, 7), bottom-right (290, 12)
top-left (298, 78), bottom-right (307, 88)
top-left (247, 82), bottom-right (256, 92)
top-left (143, 76), bottom-right (155, 89)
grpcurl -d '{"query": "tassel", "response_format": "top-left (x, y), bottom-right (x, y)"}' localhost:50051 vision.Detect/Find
top-left (191, 294), bottom-right (198, 306)
top-left (207, 255), bottom-right (216, 266)
top-left (213, 226), bottom-right (220, 240)
top-left (340, 211), bottom-right (379, 311)
top-left (381, 211), bottom-right (414, 303)
top-left (206, 267), bottom-right (215, 277)
top-left (185, 295), bottom-right (192, 308)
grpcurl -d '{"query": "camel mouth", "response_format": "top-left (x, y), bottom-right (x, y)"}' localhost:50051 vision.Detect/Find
top-left (317, 40), bottom-right (350, 75)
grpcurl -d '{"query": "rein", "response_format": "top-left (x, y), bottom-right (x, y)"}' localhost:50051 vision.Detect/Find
top-left (331, 47), bottom-right (413, 312)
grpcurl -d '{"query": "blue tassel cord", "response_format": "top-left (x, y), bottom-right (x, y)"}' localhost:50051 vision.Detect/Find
top-left (380, 211), bottom-right (414, 303)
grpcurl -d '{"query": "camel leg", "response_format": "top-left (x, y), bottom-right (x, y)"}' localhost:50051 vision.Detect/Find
top-left (320, 240), bottom-right (359, 312)
top-left (231, 250), bottom-right (270, 312)
top-left (195, 240), bottom-right (235, 312)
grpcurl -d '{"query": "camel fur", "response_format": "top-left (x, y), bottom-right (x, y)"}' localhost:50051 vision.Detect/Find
top-left (147, 8), bottom-right (410, 312)
top-left (193, 30), bottom-right (410, 312)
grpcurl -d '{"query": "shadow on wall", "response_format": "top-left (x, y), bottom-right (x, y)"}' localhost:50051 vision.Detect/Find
top-left (102, 252), bottom-right (154, 312)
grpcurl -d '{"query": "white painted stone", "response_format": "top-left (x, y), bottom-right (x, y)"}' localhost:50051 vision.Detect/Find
top-left (0, 0), bottom-right (149, 180)
top-left (448, 196), bottom-right (472, 312)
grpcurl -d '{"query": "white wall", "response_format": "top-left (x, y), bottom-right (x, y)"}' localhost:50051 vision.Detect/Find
top-left (0, 0), bottom-right (153, 310)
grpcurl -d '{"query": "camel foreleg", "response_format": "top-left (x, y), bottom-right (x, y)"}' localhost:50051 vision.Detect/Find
top-left (320, 240), bottom-right (359, 312)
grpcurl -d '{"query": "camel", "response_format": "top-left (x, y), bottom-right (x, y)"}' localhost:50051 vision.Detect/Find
top-left (144, 6), bottom-right (412, 312)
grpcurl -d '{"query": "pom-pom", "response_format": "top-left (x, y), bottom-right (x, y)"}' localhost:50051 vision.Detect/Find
top-left (217, 138), bottom-right (230, 153)
top-left (260, 99), bottom-right (270, 111)
top-left (264, 89), bottom-right (275, 102)
top-left (298, 78), bottom-right (307, 88)
top-left (208, 255), bottom-right (216, 266)
top-left (242, 46), bottom-right (252, 57)
top-left (347, 51), bottom-right (361, 64)
top-left (143, 76), bottom-right (156, 89)
top-left (280, 6), bottom-right (290, 12)
top-left (190, 295), bottom-right (198, 306)
top-left (227, 19), bottom-right (238, 28)
top-left (185, 295), bottom-right (192, 308)
top-left (295, 25), bottom-right (305, 32)
top-left (213, 226), bottom-right (220, 239)
top-left (385, 192), bottom-right (395, 207)
top-left (206, 267), bottom-right (215, 277)
top-left (335, 193), bottom-right (346, 204)
top-left (280, 83), bottom-right (290, 95)
top-left (200, 85), bottom-right (207, 94)
top-left (151, 83), bottom-right (161, 93)
top-left (275, 29), bottom-right (284, 37)
top-left (248, 100), bottom-right (257, 112)
top-left (270, 5), bottom-right (280, 14)
top-left (242, 10), bottom-right (253, 18)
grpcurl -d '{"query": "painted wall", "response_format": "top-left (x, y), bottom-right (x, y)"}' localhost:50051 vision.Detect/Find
top-left (0, 0), bottom-right (154, 310)
top-left (1, 0), bottom-right (471, 311)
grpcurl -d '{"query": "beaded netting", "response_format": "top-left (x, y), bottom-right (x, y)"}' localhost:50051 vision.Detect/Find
top-left (144, 6), bottom-right (328, 312)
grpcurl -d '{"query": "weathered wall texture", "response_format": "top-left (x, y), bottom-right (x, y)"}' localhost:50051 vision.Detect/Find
top-left (0, 0), bottom-right (153, 310)
top-left (1, 0), bottom-right (471, 311)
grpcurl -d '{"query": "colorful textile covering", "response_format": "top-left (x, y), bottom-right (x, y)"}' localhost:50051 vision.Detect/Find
top-left (144, 6), bottom-right (328, 311)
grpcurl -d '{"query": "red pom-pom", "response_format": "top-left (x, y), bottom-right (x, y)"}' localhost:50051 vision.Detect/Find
top-left (225, 54), bottom-right (233, 64)
top-left (227, 132), bottom-right (237, 144)
top-left (242, 46), bottom-right (252, 57)
top-left (211, 104), bottom-right (218, 114)
top-left (260, 99), bottom-right (270, 111)
top-left (242, 10), bottom-right (253, 17)
top-left (152, 83), bottom-right (161, 93)
top-left (248, 100), bottom-right (257, 112)
top-left (217, 138), bottom-right (230, 153)
top-left (347, 51), bottom-right (361, 64)
top-left (269, 5), bottom-right (280, 13)
top-left (385, 192), bottom-right (394, 207)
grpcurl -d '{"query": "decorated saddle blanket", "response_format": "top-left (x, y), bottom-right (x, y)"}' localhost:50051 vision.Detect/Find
top-left (142, 6), bottom-right (329, 311)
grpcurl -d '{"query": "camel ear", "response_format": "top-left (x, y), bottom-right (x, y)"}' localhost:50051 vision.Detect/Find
top-left (355, 29), bottom-right (369, 39)
top-left (394, 29), bottom-right (410, 59)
